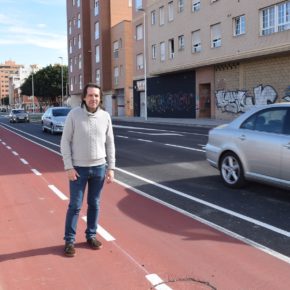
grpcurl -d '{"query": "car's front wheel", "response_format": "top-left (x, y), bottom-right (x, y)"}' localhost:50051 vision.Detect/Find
top-left (50, 124), bottom-right (55, 135)
top-left (219, 152), bottom-right (246, 188)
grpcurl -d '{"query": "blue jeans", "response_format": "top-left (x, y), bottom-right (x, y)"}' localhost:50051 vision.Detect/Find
top-left (64, 164), bottom-right (106, 243)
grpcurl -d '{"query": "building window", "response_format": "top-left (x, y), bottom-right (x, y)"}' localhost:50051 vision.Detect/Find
top-left (72, 0), bottom-right (75, 6)
top-left (168, 38), bottom-right (174, 59)
top-left (70, 58), bottom-right (73, 72)
top-left (178, 0), bottom-right (184, 13)
top-left (192, 0), bottom-right (200, 12)
top-left (136, 24), bottom-right (143, 40)
top-left (168, 1), bottom-right (174, 22)
top-left (79, 75), bottom-right (83, 90)
top-left (159, 6), bottom-right (165, 25)
top-left (69, 40), bottom-right (72, 53)
top-left (135, 0), bottom-right (142, 10)
top-left (234, 15), bottom-right (245, 36)
top-left (136, 53), bottom-right (144, 70)
top-left (178, 35), bottom-right (185, 50)
top-left (70, 77), bottom-right (73, 91)
top-left (113, 40), bottom-right (119, 58)
top-left (77, 0), bottom-right (80, 7)
top-left (95, 22), bottom-right (99, 39)
top-left (69, 20), bottom-right (72, 34)
top-left (114, 66), bottom-right (119, 85)
top-left (278, 1), bottom-right (290, 31)
top-left (78, 34), bottom-right (81, 49)
top-left (160, 41), bottom-right (165, 61)
top-left (211, 23), bottom-right (221, 48)
top-left (95, 0), bottom-right (99, 15)
top-left (96, 69), bottom-right (100, 85)
top-left (79, 54), bottom-right (82, 69)
top-left (95, 45), bottom-right (100, 63)
top-left (192, 30), bottom-right (201, 53)
top-left (128, 0), bottom-right (132, 7)
top-left (151, 44), bottom-right (156, 59)
top-left (261, 1), bottom-right (290, 35)
top-left (77, 13), bottom-right (81, 29)
top-left (151, 10), bottom-right (156, 25)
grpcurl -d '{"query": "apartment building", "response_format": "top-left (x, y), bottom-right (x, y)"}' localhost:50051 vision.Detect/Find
top-left (0, 60), bottom-right (22, 105)
top-left (66, 0), bottom-right (132, 114)
top-left (142, 0), bottom-right (290, 120)
top-left (67, 0), bottom-right (290, 119)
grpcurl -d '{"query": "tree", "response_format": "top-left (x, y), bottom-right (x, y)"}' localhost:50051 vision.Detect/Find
top-left (20, 64), bottom-right (68, 106)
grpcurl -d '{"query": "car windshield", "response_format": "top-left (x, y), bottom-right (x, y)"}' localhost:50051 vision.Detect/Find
top-left (13, 110), bottom-right (24, 114)
top-left (52, 108), bottom-right (71, 117)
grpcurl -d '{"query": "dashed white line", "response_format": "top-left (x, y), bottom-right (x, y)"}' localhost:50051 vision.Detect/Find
top-left (2, 142), bottom-right (6, 145)
top-left (31, 168), bottom-right (42, 176)
top-left (6, 146), bottom-right (11, 150)
top-left (165, 143), bottom-right (205, 152)
top-left (48, 184), bottom-right (68, 200)
top-left (12, 151), bottom-right (19, 156)
top-left (137, 139), bottom-right (153, 143)
top-left (146, 274), bottom-right (172, 290)
top-left (20, 158), bottom-right (29, 165)
top-left (81, 216), bottom-right (116, 241)
top-left (116, 135), bottom-right (129, 139)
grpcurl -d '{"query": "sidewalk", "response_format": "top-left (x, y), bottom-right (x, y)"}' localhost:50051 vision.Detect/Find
top-left (112, 116), bottom-right (228, 128)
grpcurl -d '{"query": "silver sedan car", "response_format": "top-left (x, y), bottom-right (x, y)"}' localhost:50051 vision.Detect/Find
top-left (42, 107), bottom-right (71, 134)
top-left (205, 103), bottom-right (290, 189)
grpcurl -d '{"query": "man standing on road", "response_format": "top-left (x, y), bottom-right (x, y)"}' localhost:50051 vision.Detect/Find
top-left (60, 83), bottom-right (116, 257)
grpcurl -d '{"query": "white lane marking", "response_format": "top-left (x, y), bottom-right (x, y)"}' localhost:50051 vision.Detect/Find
top-left (48, 185), bottom-right (69, 200)
top-left (116, 135), bottom-right (129, 139)
top-left (6, 146), bottom-right (11, 150)
top-left (116, 168), bottom-right (290, 238)
top-left (20, 158), bottom-right (29, 165)
top-left (129, 131), bottom-right (182, 136)
top-left (97, 225), bottom-right (116, 241)
top-left (1, 123), bottom-right (60, 147)
top-left (146, 274), bottom-right (172, 290)
top-left (12, 151), bottom-right (19, 156)
top-left (114, 125), bottom-right (207, 136)
top-left (115, 179), bottom-right (290, 265)
top-left (31, 169), bottom-right (42, 176)
top-left (165, 143), bottom-right (205, 152)
top-left (2, 142), bottom-right (6, 145)
top-left (137, 139), bottom-right (153, 143)
top-left (81, 216), bottom-right (116, 241)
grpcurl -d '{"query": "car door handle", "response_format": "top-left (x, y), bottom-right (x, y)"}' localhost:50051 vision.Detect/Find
top-left (239, 134), bottom-right (246, 141)
top-left (283, 143), bottom-right (290, 149)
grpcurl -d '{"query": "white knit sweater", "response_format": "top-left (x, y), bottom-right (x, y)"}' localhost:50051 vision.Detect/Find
top-left (60, 106), bottom-right (116, 170)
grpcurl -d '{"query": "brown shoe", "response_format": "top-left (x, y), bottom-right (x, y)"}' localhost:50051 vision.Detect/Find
top-left (64, 242), bottom-right (75, 257)
top-left (87, 238), bottom-right (102, 250)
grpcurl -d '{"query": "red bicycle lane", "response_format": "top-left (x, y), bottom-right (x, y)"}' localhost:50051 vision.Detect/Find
top-left (0, 125), bottom-right (290, 290)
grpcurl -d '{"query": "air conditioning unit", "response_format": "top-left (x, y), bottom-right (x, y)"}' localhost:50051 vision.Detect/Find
top-left (192, 44), bottom-right (201, 52)
top-left (192, 3), bottom-right (200, 12)
top-left (212, 38), bottom-right (221, 47)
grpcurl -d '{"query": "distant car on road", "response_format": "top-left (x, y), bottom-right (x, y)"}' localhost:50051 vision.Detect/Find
top-left (42, 106), bottom-right (71, 134)
top-left (9, 109), bottom-right (30, 123)
top-left (205, 103), bottom-right (290, 190)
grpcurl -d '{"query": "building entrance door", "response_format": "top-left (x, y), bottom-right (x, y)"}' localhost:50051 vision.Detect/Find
top-left (199, 83), bottom-right (211, 118)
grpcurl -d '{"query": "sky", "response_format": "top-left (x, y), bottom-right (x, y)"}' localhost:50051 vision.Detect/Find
top-left (0, 0), bottom-right (67, 68)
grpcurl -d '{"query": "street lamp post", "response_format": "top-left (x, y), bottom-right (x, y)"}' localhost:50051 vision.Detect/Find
top-left (31, 66), bottom-right (35, 113)
top-left (138, 8), bottom-right (147, 120)
top-left (59, 57), bottom-right (64, 106)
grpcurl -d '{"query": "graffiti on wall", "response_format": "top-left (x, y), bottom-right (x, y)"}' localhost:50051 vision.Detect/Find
top-left (283, 86), bottom-right (290, 102)
top-left (148, 92), bottom-right (195, 117)
top-left (216, 85), bottom-right (278, 114)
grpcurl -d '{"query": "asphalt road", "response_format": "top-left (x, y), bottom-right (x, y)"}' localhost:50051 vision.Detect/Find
top-left (1, 115), bottom-right (290, 260)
